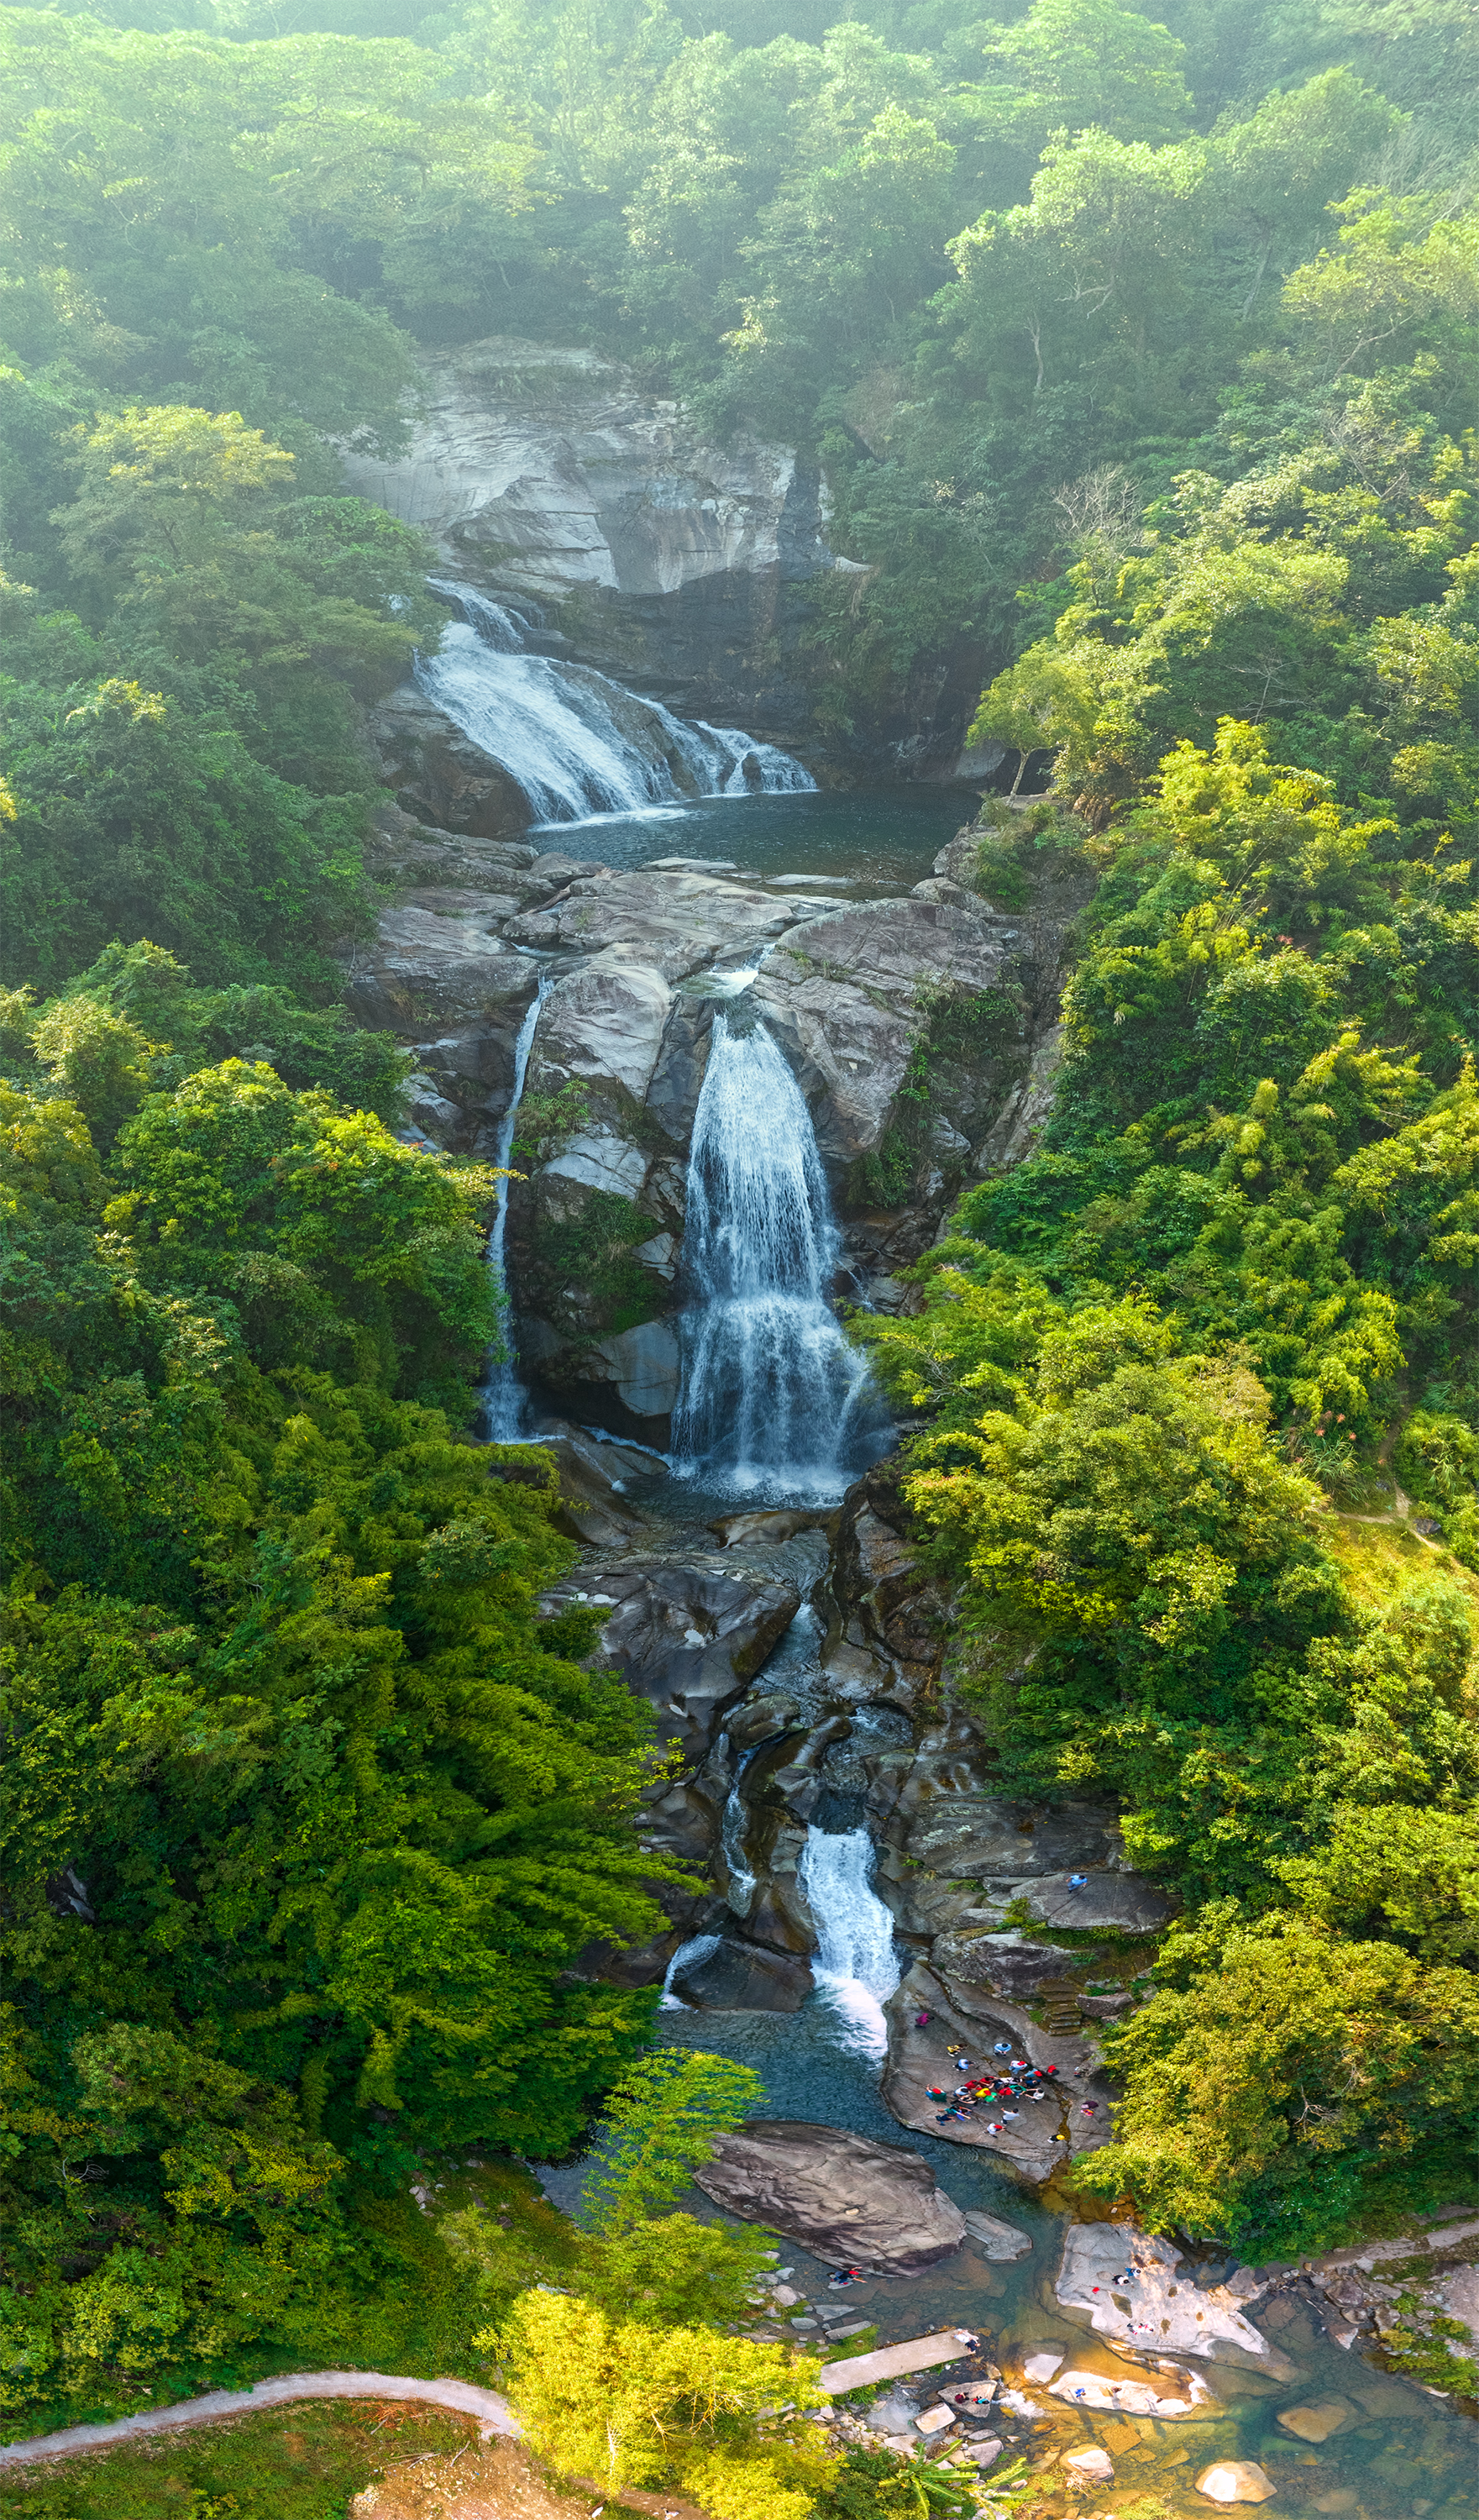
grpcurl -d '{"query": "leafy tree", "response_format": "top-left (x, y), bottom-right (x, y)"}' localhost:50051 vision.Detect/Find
top-left (575, 2048), bottom-right (776, 2330)
top-left (582, 2048), bottom-right (766, 2234)
top-left (1075, 1908), bottom-right (1479, 2250)
top-left (973, 0), bottom-right (1196, 155)
top-left (490, 2291), bottom-right (833, 2519)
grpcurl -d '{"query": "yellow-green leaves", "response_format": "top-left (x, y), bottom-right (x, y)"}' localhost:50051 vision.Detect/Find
top-left (496, 2291), bottom-right (831, 2517)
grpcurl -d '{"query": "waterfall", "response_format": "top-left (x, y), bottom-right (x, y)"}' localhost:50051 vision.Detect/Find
top-left (798, 1826), bottom-right (901, 2061)
top-left (670, 1016), bottom-right (874, 1497)
top-left (480, 974), bottom-right (549, 1442)
top-left (720, 1745), bottom-right (761, 1916)
top-left (417, 581), bottom-right (815, 825)
top-left (658, 1933), bottom-right (723, 2009)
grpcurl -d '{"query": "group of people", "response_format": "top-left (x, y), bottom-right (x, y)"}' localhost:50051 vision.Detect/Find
top-left (926, 2039), bottom-right (1060, 2129)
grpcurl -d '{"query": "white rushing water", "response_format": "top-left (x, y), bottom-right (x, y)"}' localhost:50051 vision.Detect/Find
top-left (658, 1933), bottom-right (723, 2009)
top-left (720, 1744), bottom-right (761, 1916)
top-left (479, 974), bottom-right (548, 1441)
top-left (798, 1826), bottom-right (901, 2060)
top-left (670, 1016), bottom-right (874, 1496)
top-left (417, 582), bottom-right (814, 823)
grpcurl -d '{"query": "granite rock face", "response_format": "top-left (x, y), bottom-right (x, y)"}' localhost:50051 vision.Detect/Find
top-left (753, 895), bottom-right (1017, 1165)
top-left (692, 2121), bottom-right (968, 2275)
top-left (542, 1557), bottom-right (800, 1767)
top-left (370, 680), bottom-right (537, 840)
top-left (674, 1939), bottom-right (815, 2013)
top-left (341, 336), bottom-right (841, 743)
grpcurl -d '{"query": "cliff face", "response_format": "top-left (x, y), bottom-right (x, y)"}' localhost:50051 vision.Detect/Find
top-left (346, 811), bottom-right (1088, 1447)
top-left (342, 337), bottom-right (847, 747)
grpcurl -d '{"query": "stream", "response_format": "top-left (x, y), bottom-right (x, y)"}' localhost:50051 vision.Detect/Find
top-left (432, 610), bottom-right (1472, 2520)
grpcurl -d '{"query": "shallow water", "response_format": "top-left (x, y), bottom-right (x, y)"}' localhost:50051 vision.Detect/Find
top-left (521, 780), bottom-right (1473, 2512)
top-left (534, 780), bottom-right (977, 885)
top-left (653, 2001), bottom-right (1474, 2518)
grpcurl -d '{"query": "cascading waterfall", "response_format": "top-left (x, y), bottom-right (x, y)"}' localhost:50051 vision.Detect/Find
top-left (719, 1744), bottom-right (761, 1916)
top-left (479, 973), bottom-right (549, 1442)
top-left (417, 580), bottom-right (815, 824)
top-left (658, 1933), bottom-right (723, 2009)
top-left (670, 1016), bottom-right (875, 1496)
top-left (797, 1826), bottom-right (901, 2060)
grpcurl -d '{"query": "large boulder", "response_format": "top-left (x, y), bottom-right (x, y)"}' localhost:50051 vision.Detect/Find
top-left (883, 1961), bottom-right (1105, 2184)
top-left (341, 903), bottom-right (542, 1040)
top-left (691, 2121), bottom-right (968, 2274)
top-left (370, 680), bottom-right (535, 839)
top-left (513, 1420), bottom-right (663, 1550)
top-left (1056, 2224), bottom-right (1298, 2376)
top-left (543, 1557), bottom-right (801, 1765)
top-left (533, 948), bottom-right (674, 1105)
top-left (673, 1938), bottom-right (814, 2013)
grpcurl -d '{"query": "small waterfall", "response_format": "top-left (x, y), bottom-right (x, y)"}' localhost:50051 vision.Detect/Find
top-left (658, 1932), bottom-right (722, 2009)
top-left (798, 1826), bottom-right (901, 2061)
top-left (417, 580), bottom-right (815, 825)
top-left (671, 1017), bottom-right (874, 1496)
top-left (720, 1744), bottom-right (761, 1916)
top-left (480, 974), bottom-right (549, 1441)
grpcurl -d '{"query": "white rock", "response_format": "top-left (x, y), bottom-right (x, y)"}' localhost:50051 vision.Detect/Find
top-left (342, 337), bottom-right (834, 602)
top-left (1050, 2366), bottom-right (1210, 2420)
top-left (542, 1127), bottom-right (648, 1200)
top-left (1062, 2445), bottom-right (1114, 2482)
top-left (962, 2210), bottom-right (1032, 2261)
top-left (1021, 2352), bottom-right (1065, 2382)
top-left (1195, 2460), bottom-right (1277, 2504)
top-left (915, 2403), bottom-right (955, 2435)
top-left (536, 952), bottom-right (672, 1102)
top-left (1057, 2223), bottom-right (1295, 2373)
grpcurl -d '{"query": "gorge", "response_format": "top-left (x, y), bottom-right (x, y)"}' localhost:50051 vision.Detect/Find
top-left (6, 12), bottom-right (1477, 2505)
top-left (333, 352), bottom-right (1478, 2514)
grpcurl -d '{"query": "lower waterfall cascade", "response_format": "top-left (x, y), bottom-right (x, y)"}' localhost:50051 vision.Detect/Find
top-left (796, 1824), bottom-right (901, 2061)
top-left (479, 973), bottom-right (549, 1442)
top-left (417, 580), bottom-right (816, 823)
top-left (658, 1933), bottom-right (724, 2010)
top-left (670, 1016), bottom-right (877, 1496)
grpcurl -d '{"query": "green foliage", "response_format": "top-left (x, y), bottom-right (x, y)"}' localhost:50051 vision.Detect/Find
top-left (571, 2049), bottom-right (776, 2328)
top-left (946, 719), bottom-right (1477, 1428)
top-left (1074, 1908), bottom-right (1479, 2250)
top-left (582, 2049), bottom-right (765, 2234)
top-left (1377, 2293), bottom-right (1479, 2397)
top-left (0, 2399), bottom-right (473, 2520)
top-left (528, 1188), bottom-right (664, 1335)
top-left (0, 391), bottom-right (440, 993)
top-left (0, 999), bottom-right (674, 2420)
top-left (811, 2442), bottom-right (1028, 2515)
top-left (490, 2290), bottom-right (833, 2520)
top-left (508, 1078), bottom-right (590, 1163)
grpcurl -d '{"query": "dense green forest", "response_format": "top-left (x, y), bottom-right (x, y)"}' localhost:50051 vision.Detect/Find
top-left (2, 0), bottom-right (1477, 2492)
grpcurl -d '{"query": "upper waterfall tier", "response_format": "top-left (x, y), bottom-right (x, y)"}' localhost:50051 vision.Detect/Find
top-left (416, 581), bottom-right (815, 825)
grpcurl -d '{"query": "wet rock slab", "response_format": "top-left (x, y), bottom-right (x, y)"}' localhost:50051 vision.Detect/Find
top-left (961, 2210), bottom-right (1032, 2262)
top-left (1057, 2223), bottom-right (1298, 2376)
top-left (691, 2120), bottom-right (967, 2275)
top-left (671, 1937), bottom-right (813, 2012)
top-left (503, 866), bottom-right (838, 979)
top-left (883, 1960), bottom-right (1106, 2182)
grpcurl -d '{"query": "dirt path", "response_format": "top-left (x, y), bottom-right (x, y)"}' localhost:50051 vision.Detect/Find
top-left (0, 2370), bottom-right (521, 2470)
